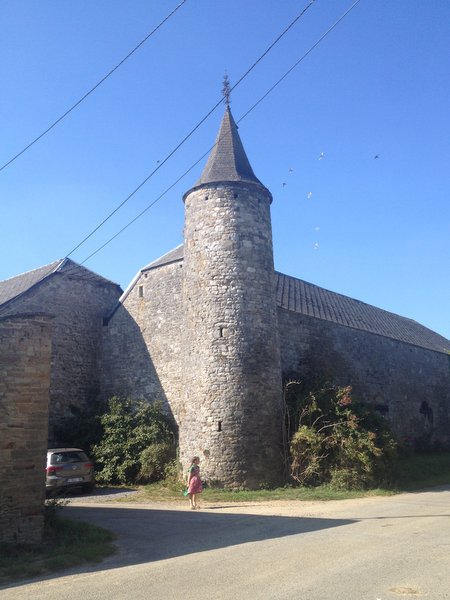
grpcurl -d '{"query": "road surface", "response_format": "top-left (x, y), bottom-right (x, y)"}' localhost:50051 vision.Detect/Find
top-left (1, 487), bottom-right (449, 599)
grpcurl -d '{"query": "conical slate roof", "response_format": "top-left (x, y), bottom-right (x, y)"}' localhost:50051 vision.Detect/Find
top-left (186, 106), bottom-right (269, 196)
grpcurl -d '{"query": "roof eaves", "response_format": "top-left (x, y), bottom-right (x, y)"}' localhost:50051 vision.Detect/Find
top-left (0, 260), bottom-right (65, 312)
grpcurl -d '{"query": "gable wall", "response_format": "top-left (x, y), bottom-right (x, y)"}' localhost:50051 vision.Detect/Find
top-left (278, 307), bottom-right (450, 446)
top-left (0, 274), bottom-right (120, 442)
top-left (101, 261), bottom-right (183, 422)
top-left (0, 314), bottom-right (51, 545)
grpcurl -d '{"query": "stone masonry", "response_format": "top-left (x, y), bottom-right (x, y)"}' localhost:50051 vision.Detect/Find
top-left (102, 255), bottom-right (183, 423)
top-left (181, 183), bottom-right (283, 488)
top-left (0, 314), bottom-right (52, 545)
top-left (101, 104), bottom-right (450, 487)
top-left (278, 308), bottom-right (450, 445)
top-left (0, 262), bottom-right (121, 442)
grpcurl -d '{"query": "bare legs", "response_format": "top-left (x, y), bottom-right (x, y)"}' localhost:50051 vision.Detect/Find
top-left (188, 493), bottom-right (197, 509)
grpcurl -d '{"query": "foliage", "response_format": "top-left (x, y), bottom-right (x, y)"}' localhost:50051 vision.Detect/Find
top-left (138, 442), bottom-right (176, 482)
top-left (390, 451), bottom-right (450, 491)
top-left (44, 496), bottom-right (69, 535)
top-left (0, 509), bottom-right (115, 584)
top-left (136, 452), bottom-right (450, 503)
top-left (288, 384), bottom-right (397, 489)
top-left (53, 401), bottom-right (107, 455)
top-left (92, 397), bottom-right (176, 485)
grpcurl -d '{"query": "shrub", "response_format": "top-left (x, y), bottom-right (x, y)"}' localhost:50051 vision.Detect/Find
top-left (138, 442), bottom-right (175, 482)
top-left (289, 384), bottom-right (397, 489)
top-left (92, 397), bottom-right (176, 485)
top-left (290, 425), bottom-right (324, 486)
top-left (44, 497), bottom-right (68, 539)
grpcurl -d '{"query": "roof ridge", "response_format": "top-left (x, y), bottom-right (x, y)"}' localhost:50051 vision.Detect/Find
top-left (275, 271), bottom-right (450, 353)
top-left (0, 259), bottom-right (63, 284)
top-left (275, 270), bottom-right (414, 322)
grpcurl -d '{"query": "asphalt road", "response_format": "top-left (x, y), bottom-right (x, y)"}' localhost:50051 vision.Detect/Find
top-left (1, 487), bottom-right (450, 600)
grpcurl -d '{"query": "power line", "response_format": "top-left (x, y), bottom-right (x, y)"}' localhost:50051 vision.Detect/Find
top-left (0, 0), bottom-right (188, 174)
top-left (239, 0), bottom-right (363, 122)
top-left (74, 0), bottom-right (363, 268)
top-left (65, 0), bottom-right (317, 258)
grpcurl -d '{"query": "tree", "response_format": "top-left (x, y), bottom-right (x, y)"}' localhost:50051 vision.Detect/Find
top-left (92, 397), bottom-right (176, 485)
top-left (289, 385), bottom-right (397, 489)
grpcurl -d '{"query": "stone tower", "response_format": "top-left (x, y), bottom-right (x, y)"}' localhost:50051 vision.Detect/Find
top-left (180, 105), bottom-right (283, 489)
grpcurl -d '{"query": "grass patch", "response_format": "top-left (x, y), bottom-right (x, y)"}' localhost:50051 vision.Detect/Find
top-left (389, 451), bottom-right (450, 491)
top-left (0, 515), bottom-right (116, 585)
top-left (130, 452), bottom-right (450, 504)
top-left (136, 481), bottom-right (392, 503)
top-left (3, 453), bottom-right (445, 584)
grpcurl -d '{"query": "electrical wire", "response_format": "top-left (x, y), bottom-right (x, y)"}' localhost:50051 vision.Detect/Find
top-left (0, 0), bottom-right (187, 174)
top-left (65, 0), bottom-right (317, 258)
top-left (239, 0), bottom-right (362, 122)
top-left (3, 0), bottom-right (361, 292)
top-left (74, 0), bottom-right (363, 268)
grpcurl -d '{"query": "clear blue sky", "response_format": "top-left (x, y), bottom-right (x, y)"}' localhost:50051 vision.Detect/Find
top-left (1, 1), bottom-right (449, 339)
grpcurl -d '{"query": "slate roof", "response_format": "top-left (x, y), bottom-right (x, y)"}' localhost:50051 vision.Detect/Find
top-left (184, 106), bottom-right (270, 199)
top-left (134, 245), bottom-right (450, 355)
top-left (0, 259), bottom-right (121, 311)
top-left (109, 245), bottom-right (185, 313)
top-left (142, 244), bottom-right (184, 271)
top-left (0, 260), bottom-right (63, 306)
top-left (276, 271), bottom-right (450, 354)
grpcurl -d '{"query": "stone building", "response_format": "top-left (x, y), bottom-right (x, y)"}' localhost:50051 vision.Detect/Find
top-left (0, 313), bottom-right (52, 544)
top-left (102, 106), bottom-right (450, 488)
top-left (2, 106), bottom-right (449, 491)
top-left (0, 259), bottom-right (122, 442)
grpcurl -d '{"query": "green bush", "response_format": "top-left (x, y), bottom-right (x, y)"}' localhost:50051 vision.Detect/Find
top-left (290, 425), bottom-right (324, 486)
top-left (92, 397), bottom-right (176, 485)
top-left (138, 442), bottom-right (175, 482)
top-left (289, 385), bottom-right (397, 489)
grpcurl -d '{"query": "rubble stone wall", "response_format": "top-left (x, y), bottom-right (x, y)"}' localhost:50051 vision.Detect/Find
top-left (278, 307), bottom-right (450, 446)
top-left (0, 273), bottom-right (120, 442)
top-left (0, 314), bottom-right (52, 545)
top-left (101, 261), bottom-right (183, 422)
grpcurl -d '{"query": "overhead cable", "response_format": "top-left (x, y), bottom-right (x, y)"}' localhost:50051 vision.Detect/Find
top-left (65, 0), bottom-right (317, 258)
top-left (74, 0), bottom-right (363, 267)
top-left (0, 0), bottom-right (188, 173)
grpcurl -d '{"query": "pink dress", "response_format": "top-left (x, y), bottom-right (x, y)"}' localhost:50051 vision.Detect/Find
top-left (187, 464), bottom-right (202, 494)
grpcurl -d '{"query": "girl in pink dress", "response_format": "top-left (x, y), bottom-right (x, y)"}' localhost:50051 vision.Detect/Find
top-left (187, 456), bottom-right (202, 509)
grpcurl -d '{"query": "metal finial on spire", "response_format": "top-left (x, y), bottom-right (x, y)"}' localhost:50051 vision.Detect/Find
top-left (222, 72), bottom-right (231, 106)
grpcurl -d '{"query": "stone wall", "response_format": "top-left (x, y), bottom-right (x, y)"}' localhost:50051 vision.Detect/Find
top-left (0, 272), bottom-right (121, 443)
top-left (102, 260), bottom-right (183, 422)
top-left (181, 183), bottom-right (283, 488)
top-left (278, 307), bottom-right (450, 446)
top-left (0, 314), bottom-right (52, 545)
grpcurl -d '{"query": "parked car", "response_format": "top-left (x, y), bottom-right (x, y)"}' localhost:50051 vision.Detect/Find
top-left (46, 448), bottom-right (95, 495)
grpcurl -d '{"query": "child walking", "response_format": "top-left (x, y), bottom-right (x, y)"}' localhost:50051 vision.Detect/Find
top-left (187, 456), bottom-right (202, 509)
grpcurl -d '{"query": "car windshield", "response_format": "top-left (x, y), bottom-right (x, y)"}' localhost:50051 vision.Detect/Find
top-left (50, 451), bottom-right (89, 465)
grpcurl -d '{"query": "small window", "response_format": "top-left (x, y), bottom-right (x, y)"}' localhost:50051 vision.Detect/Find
top-left (217, 421), bottom-right (222, 432)
top-left (138, 285), bottom-right (144, 298)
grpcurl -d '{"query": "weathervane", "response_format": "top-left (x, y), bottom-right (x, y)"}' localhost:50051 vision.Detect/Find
top-left (222, 72), bottom-right (231, 106)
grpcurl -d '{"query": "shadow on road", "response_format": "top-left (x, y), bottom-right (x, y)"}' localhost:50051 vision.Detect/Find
top-left (65, 504), bottom-right (354, 565)
top-left (1, 505), bottom-right (355, 591)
